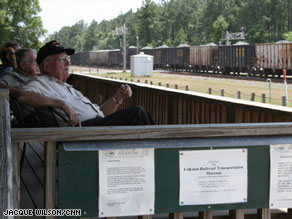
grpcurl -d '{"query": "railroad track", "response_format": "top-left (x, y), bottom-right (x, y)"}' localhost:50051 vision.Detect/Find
top-left (159, 70), bottom-right (292, 84)
top-left (72, 66), bottom-right (292, 83)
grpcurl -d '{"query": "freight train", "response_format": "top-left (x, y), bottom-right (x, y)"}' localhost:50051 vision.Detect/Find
top-left (70, 41), bottom-right (292, 77)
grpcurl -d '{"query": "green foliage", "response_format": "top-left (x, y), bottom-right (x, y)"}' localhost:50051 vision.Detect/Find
top-left (283, 31), bottom-right (292, 41)
top-left (137, 0), bottom-right (161, 47)
top-left (212, 15), bottom-right (229, 44)
top-left (44, 20), bottom-right (87, 51)
top-left (9, 0), bottom-right (292, 51)
top-left (0, 0), bottom-right (46, 48)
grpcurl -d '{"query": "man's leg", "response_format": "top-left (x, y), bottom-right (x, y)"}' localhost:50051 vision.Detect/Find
top-left (82, 105), bottom-right (155, 126)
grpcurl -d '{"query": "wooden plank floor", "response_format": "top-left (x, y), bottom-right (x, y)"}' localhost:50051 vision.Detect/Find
top-left (20, 142), bottom-right (45, 211)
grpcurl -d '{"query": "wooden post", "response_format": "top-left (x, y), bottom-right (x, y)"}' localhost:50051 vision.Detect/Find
top-left (221, 89), bottom-right (224, 96)
top-left (199, 211), bottom-right (212, 219)
top-left (45, 141), bottom-right (57, 219)
top-left (261, 94), bottom-right (266, 103)
top-left (208, 88), bottom-right (212, 94)
top-left (169, 212), bottom-right (184, 219)
top-left (237, 91), bottom-right (241, 99)
top-left (185, 85), bottom-right (189, 91)
top-left (251, 92), bottom-right (255, 101)
top-left (230, 210), bottom-right (244, 219)
top-left (288, 209), bottom-right (292, 218)
top-left (175, 84), bottom-right (178, 89)
top-left (138, 216), bottom-right (152, 219)
top-left (282, 96), bottom-right (286, 106)
top-left (257, 208), bottom-right (271, 219)
top-left (12, 142), bottom-right (20, 212)
top-left (0, 90), bottom-right (18, 214)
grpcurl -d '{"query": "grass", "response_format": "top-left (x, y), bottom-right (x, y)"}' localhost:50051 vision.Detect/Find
top-left (70, 66), bottom-right (292, 107)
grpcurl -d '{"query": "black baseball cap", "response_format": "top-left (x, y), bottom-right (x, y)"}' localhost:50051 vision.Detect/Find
top-left (37, 40), bottom-right (75, 64)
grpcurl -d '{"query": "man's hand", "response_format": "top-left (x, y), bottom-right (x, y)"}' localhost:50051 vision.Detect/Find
top-left (19, 91), bottom-right (81, 127)
top-left (113, 84), bottom-right (132, 102)
top-left (100, 84), bottom-right (133, 117)
top-left (61, 102), bottom-right (81, 127)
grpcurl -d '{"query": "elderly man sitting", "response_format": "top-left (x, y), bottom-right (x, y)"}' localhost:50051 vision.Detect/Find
top-left (0, 48), bottom-right (40, 126)
top-left (0, 48), bottom-right (40, 88)
top-left (19, 40), bottom-right (154, 127)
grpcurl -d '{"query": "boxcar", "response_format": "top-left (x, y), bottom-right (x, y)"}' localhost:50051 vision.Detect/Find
top-left (255, 42), bottom-right (292, 77)
top-left (70, 52), bottom-right (81, 66)
top-left (217, 44), bottom-right (256, 75)
top-left (174, 44), bottom-right (190, 71)
top-left (154, 45), bottom-right (169, 69)
top-left (108, 49), bottom-right (122, 68)
top-left (80, 52), bottom-right (90, 66)
top-left (141, 46), bottom-right (154, 57)
top-left (127, 46), bottom-right (138, 68)
top-left (189, 45), bottom-right (218, 73)
top-left (166, 47), bottom-right (175, 70)
top-left (96, 50), bottom-right (110, 67)
top-left (88, 51), bottom-right (98, 66)
top-left (153, 48), bottom-right (161, 69)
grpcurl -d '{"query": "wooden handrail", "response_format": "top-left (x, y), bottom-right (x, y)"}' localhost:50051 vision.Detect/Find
top-left (69, 73), bottom-right (292, 125)
top-left (11, 122), bottom-right (292, 143)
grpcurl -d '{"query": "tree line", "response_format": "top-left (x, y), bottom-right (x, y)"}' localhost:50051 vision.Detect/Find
top-left (1, 0), bottom-right (292, 50)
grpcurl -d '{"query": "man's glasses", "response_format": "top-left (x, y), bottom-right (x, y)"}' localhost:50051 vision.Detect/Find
top-left (53, 56), bottom-right (70, 63)
top-left (45, 55), bottom-right (71, 63)
top-left (24, 60), bottom-right (38, 65)
top-left (53, 56), bottom-right (71, 63)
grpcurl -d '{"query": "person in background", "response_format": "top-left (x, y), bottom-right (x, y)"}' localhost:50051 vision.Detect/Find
top-left (0, 42), bottom-right (21, 75)
top-left (0, 48), bottom-right (40, 126)
top-left (0, 48), bottom-right (40, 88)
top-left (19, 40), bottom-right (154, 127)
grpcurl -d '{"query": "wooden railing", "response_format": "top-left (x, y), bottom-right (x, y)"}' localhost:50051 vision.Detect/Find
top-left (69, 73), bottom-right (292, 124)
top-left (1, 89), bottom-right (292, 219)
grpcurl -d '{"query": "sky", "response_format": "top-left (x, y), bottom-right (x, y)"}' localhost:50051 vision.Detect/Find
top-left (39, 0), bottom-right (161, 36)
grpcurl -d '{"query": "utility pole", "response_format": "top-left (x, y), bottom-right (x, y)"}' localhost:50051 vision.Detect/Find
top-left (115, 24), bottom-right (127, 73)
top-left (283, 69), bottom-right (289, 105)
top-left (136, 36), bottom-right (139, 54)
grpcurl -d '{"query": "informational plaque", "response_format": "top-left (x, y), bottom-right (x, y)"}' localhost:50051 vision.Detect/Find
top-left (270, 144), bottom-right (292, 208)
top-left (179, 149), bottom-right (248, 205)
top-left (99, 148), bottom-right (154, 217)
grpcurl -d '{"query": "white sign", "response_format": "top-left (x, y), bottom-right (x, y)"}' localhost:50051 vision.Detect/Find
top-left (98, 148), bottom-right (155, 217)
top-left (179, 149), bottom-right (248, 205)
top-left (270, 144), bottom-right (292, 208)
top-left (225, 31), bottom-right (245, 40)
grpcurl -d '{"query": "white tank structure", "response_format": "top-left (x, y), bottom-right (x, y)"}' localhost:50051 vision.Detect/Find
top-left (131, 52), bottom-right (153, 77)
